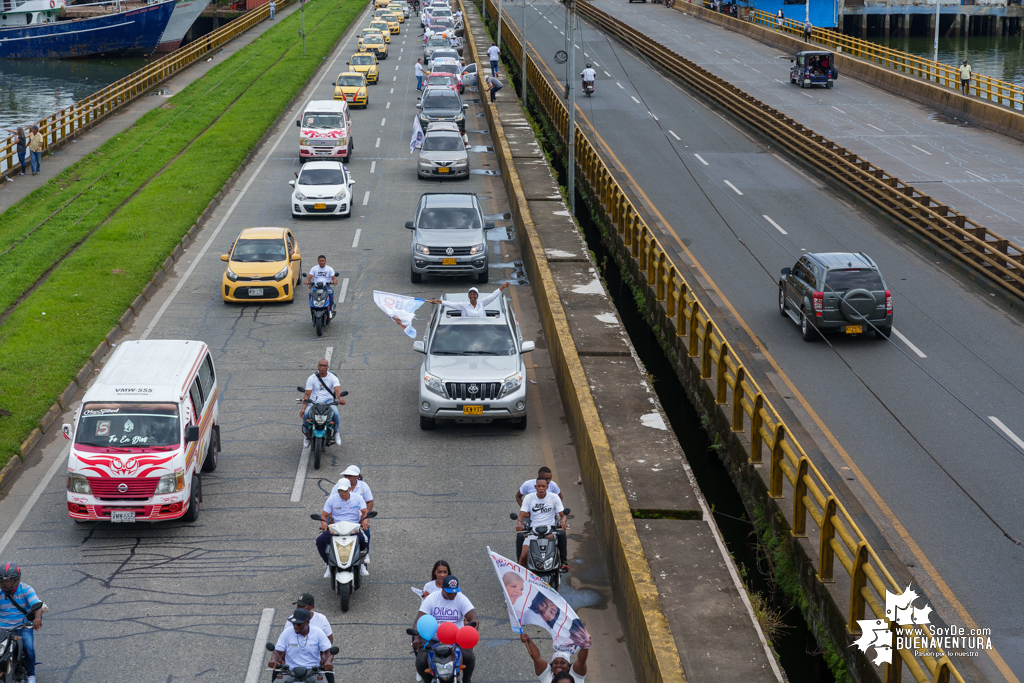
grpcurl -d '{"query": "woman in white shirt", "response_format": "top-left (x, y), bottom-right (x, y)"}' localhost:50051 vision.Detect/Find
top-left (421, 560), bottom-right (452, 598)
top-left (429, 282), bottom-right (509, 317)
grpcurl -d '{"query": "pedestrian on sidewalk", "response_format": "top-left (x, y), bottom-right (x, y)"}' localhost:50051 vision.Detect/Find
top-left (776, 8), bottom-right (784, 29)
top-left (415, 58), bottom-right (425, 90)
top-left (803, 19), bottom-right (812, 41)
top-left (487, 41), bottom-right (500, 78)
top-left (5, 127), bottom-right (27, 175)
top-left (28, 125), bottom-right (43, 175)
top-left (269, 0), bottom-right (275, 19)
top-left (959, 59), bottom-right (972, 95)
top-left (484, 74), bottom-right (503, 102)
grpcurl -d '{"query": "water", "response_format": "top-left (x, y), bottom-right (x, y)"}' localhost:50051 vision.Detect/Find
top-left (868, 34), bottom-right (1024, 85)
top-left (0, 57), bottom-right (150, 130)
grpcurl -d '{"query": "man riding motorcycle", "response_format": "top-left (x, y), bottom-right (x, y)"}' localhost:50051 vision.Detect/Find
top-left (580, 64), bottom-right (596, 93)
top-left (304, 255), bottom-right (339, 318)
top-left (316, 479), bottom-right (370, 578)
top-left (267, 609), bottom-right (334, 681)
top-left (0, 562), bottom-right (43, 683)
top-left (516, 479), bottom-right (568, 572)
top-left (301, 359), bottom-right (346, 447)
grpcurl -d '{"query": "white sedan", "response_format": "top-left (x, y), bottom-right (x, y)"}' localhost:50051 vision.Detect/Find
top-left (289, 161), bottom-right (354, 217)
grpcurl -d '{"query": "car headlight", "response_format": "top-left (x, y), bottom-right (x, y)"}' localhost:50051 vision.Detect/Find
top-left (274, 267), bottom-right (289, 281)
top-left (415, 243), bottom-right (430, 255)
top-left (424, 374), bottom-right (448, 398)
top-left (334, 188), bottom-right (349, 200)
top-left (300, 137), bottom-right (310, 145)
top-left (67, 473), bottom-right (91, 494)
top-left (454, 113), bottom-right (464, 121)
top-left (469, 243), bottom-right (484, 255)
top-left (500, 373), bottom-right (523, 397)
top-left (226, 267), bottom-right (238, 282)
top-left (154, 471), bottom-right (185, 495)
top-left (294, 189), bottom-right (307, 201)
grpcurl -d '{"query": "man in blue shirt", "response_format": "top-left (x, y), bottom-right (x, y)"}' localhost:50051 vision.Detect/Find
top-left (0, 562), bottom-right (42, 683)
top-left (316, 479), bottom-right (369, 578)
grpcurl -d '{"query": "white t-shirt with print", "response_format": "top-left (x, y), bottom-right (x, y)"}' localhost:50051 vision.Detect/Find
top-left (275, 625), bottom-right (331, 669)
top-left (308, 265), bottom-right (336, 286)
top-left (520, 492), bottom-right (564, 529)
top-left (306, 372), bottom-right (340, 403)
top-left (323, 491), bottom-right (367, 524)
top-left (520, 479), bottom-right (561, 497)
top-left (419, 591), bottom-right (475, 628)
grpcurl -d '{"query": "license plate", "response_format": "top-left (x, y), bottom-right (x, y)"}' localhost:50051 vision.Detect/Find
top-left (442, 258), bottom-right (456, 265)
top-left (845, 325), bottom-right (863, 334)
top-left (314, 203), bottom-right (327, 209)
top-left (462, 405), bottom-right (483, 415)
top-left (249, 288), bottom-right (264, 296)
top-left (438, 167), bottom-right (450, 173)
top-left (111, 510), bottom-right (136, 523)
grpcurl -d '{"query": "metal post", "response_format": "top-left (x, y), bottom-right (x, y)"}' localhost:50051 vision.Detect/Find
top-left (933, 0), bottom-right (940, 62)
top-left (301, 0), bottom-right (306, 56)
top-left (522, 0), bottom-right (528, 102)
top-left (805, 0), bottom-right (809, 26)
top-left (566, 0), bottom-right (575, 217)
top-left (497, 0), bottom-right (503, 52)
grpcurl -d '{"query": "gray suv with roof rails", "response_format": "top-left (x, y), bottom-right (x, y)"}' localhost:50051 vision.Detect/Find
top-left (779, 252), bottom-right (893, 341)
top-left (407, 193), bottom-right (495, 283)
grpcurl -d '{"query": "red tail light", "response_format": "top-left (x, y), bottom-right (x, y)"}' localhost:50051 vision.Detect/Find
top-left (885, 290), bottom-right (892, 313)
top-left (813, 291), bottom-right (823, 317)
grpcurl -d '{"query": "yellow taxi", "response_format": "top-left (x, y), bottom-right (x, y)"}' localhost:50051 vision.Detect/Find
top-left (366, 21), bottom-right (391, 42)
top-left (334, 71), bottom-right (369, 108)
top-left (373, 8), bottom-right (394, 19)
top-left (387, 3), bottom-right (405, 22)
top-left (220, 227), bottom-right (301, 303)
top-left (348, 52), bottom-right (380, 84)
top-left (380, 12), bottom-right (400, 33)
top-left (373, 0), bottom-right (390, 7)
top-left (359, 32), bottom-right (388, 60)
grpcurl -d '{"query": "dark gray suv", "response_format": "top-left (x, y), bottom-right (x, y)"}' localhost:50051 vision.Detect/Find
top-left (779, 252), bottom-right (893, 341)
top-left (407, 193), bottom-right (495, 283)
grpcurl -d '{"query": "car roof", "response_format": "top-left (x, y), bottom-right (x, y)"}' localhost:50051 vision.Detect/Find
top-left (426, 121), bottom-right (461, 132)
top-left (437, 293), bottom-right (506, 323)
top-left (797, 50), bottom-right (833, 57)
top-left (304, 99), bottom-right (348, 113)
top-left (300, 161), bottom-right (346, 171)
top-left (238, 226), bottom-right (287, 239)
top-left (807, 252), bottom-right (876, 269)
top-left (337, 71), bottom-right (364, 78)
top-left (420, 193), bottom-right (478, 208)
top-left (432, 58), bottom-right (460, 65)
top-left (86, 340), bottom-right (210, 404)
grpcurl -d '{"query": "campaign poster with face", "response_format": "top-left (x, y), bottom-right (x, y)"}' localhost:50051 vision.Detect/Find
top-left (487, 548), bottom-right (592, 654)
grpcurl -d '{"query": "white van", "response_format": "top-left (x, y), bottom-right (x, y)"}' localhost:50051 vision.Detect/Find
top-left (297, 99), bottom-right (353, 163)
top-left (63, 340), bottom-right (220, 524)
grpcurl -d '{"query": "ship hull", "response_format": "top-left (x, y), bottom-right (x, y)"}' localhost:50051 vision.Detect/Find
top-left (154, 0), bottom-right (213, 52)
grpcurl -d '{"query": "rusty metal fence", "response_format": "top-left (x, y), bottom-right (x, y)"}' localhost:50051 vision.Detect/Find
top-left (746, 6), bottom-right (1024, 111)
top-left (0, 0), bottom-right (288, 178)
top-left (485, 0), bottom-right (967, 680)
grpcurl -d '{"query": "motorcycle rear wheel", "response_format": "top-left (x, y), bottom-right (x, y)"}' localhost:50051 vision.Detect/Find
top-left (339, 581), bottom-right (351, 612)
top-left (313, 437), bottom-right (323, 470)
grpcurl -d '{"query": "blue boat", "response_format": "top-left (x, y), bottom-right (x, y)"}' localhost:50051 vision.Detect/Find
top-left (0, 0), bottom-right (176, 59)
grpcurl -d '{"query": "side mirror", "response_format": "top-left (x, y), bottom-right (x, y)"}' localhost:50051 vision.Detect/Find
top-left (297, 387), bottom-right (305, 392)
top-left (310, 513), bottom-right (322, 520)
top-left (330, 646), bottom-right (340, 655)
top-left (462, 103), bottom-right (469, 109)
top-left (296, 119), bottom-right (301, 127)
top-left (291, 254), bottom-right (301, 261)
top-left (484, 221), bottom-right (495, 230)
top-left (288, 180), bottom-right (295, 187)
top-left (220, 254), bottom-right (229, 261)
top-left (413, 341), bottom-right (426, 353)
top-left (266, 643), bottom-right (276, 652)
top-left (366, 510), bottom-right (378, 518)
top-left (185, 425), bottom-right (200, 443)
top-left (416, 103), bottom-right (421, 108)
top-left (509, 513), bottom-right (518, 520)
top-left (405, 221), bottom-right (416, 229)
top-left (564, 508), bottom-right (571, 515)
top-left (62, 423), bottom-right (73, 440)
top-left (339, 391), bottom-right (349, 397)
top-left (406, 628), bottom-right (419, 636)
top-left (781, 267), bottom-right (791, 276)
top-left (301, 272), bottom-right (308, 278)
top-left (521, 341), bottom-right (535, 353)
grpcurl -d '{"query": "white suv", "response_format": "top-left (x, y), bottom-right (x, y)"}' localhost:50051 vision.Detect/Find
top-left (413, 293), bottom-right (534, 430)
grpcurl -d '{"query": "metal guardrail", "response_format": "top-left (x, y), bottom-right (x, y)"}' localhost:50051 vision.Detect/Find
top-left (0, 0), bottom-right (288, 178)
top-left (747, 6), bottom-right (1024, 111)
top-left (485, 0), bottom-right (968, 681)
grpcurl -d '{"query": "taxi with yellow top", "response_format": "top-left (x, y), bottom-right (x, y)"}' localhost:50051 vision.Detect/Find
top-left (373, 0), bottom-right (390, 8)
top-left (387, 3), bottom-right (405, 21)
top-left (334, 71), bottom-right (369, 108)
top-left (220, 227), bottom-right (301, 303)
top-left (380, 12), bottom-right (400, 33)
top-left (366, 20), bottom-right (391, 42)
top-left (358, 32), bottom-right (388, 60)
top-left (347, 52), bottom-right (380, 83)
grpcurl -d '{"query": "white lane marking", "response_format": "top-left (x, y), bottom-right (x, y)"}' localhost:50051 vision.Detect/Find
top-left (723, 180), bottom-right (743, 195)
top-left (649, 112), bottom-right (658, 121)
top-left (616, 82), bottom-right (624, 89)
top-left (0, 443), bottom-right (69, 557)
top-left (911, 144), bottom-right (932, 155)
top-left (396, 65), bottom-right (400, 70)
top-left (801, 92), bottom-right (813, 98)
top-left (669, 130), bottom-right (680, 140)
top-left (370, 160), bottom-right (377, 173)
top-left (751, 68), bottom-right (761, 73)
top-left (866, 123), bottom-right (884, 131)
top-left (731, 58), bottom-right (740, 63)
top-left (390, 88), bottom-right (395, 93)
top-left (560, 30), bottom-right (564, 35)
top-left (398, 55), bottom-right (402, 60)
top-left (381, 117), bottom-right (387, 125)
top-left (762, 214), bottom-right (788, 235)
top-left (243, 609), bottom-right (277, 683)
top-left (362, 190), bottom-right (371, 205)
top-left (375, 137), bottom-right (381, 148)
top-left (892, 328), bottom-right (927, 358)
top-left (631, 95), bottom-right (641, 104)
top-left (574, 43), bottom-right (580, 49)
top-left (386, 101), bottom-right (391, 109)
top-left (290, 438), bottom-right (310, 500)
top-left (694, 153), bottom-right (709, 166)
top-left (714, 49), bottom-right (721, 54)
top-left (339, 278), bottom-right (350, 303)
top-left (352, 229), bottom-right (362, 248)
top-left (584, 52), bottom-right (589, 57)
top-left (401, 47), bottom-right (404, 52)
top-left (964, 169), bottom-right (988, 181)
top-left (989, 416), bottom-right (1024, 452)
top-left (831, 105), bottom-right (846, 114)
top-left (393, 76), bottom-right (397, 81)
top-left (603, 70), bottom-right (612, 77)
top-left (592, 61), bottom-right (599, 66)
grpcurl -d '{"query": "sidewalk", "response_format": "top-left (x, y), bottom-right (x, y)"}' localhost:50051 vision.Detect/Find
top-left (589, 0), bottom-right (1024, 247)
top-left (0, 1), bottom-right (302, 215)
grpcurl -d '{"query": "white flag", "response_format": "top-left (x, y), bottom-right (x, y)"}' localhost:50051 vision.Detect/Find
top-left (410, 116), bottom-right (424, 154)
top-left (487, 547), bottom-right (591, 654)
top-left (373, 290), bottom-right (426, 338)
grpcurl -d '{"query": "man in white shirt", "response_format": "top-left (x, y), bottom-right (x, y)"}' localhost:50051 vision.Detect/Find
top-left (415, 576), bottom-right (478, 682)
top-left (487, 41), bottom-right (501, 77)
top-left (429, 282), bottom-right (509, 317)
top-left (516, 479), bottom-right (566, 570)
top-left (267, 609), bottom-right (334, 677)
top-left (337, 465), bottom-right (375, 567)
top-left (304, 255), bottom-right (339, 318)
top-left (415, 58), bottom-right (425, 90)
top-left (521, 633), bottom-right (588, 683)
top-left (301, 359), bottom-right (346, 447)
top-left (292, 595), bottom-right (335, 683)
top-left (515, 466), bottom-right (564, 564)
top-left (580, 64), bottom-right (596, 91)
top-left (317, 479), bottom-right (369, 577)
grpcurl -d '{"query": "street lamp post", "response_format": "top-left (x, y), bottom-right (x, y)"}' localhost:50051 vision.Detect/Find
top-left (933, 0), bottom-right (941, 62)
top-left (566, 0), bottom-right (575, 217)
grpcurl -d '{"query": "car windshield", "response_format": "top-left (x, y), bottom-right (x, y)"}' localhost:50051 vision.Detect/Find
top-left (431, 324), bottom-right (516, 355)
top-left (824, 268), bottom-right (883, 292)
top-left (304, 114), bottom-right (343, 128)
top-left (417, 207), bottom-right (480, 229)
top-left (232, 238), bottom-right (287, 262)
top-left (299, 168), bottom-right (346, 185)
top-left (427, 37), bottom-right (449, 46)
top-left (351, 55), bottom-right (374, 65)
top-left (370, 22), bottom-right (387, 29)
top-left (422, 133), bottom-right (463, 151)
top-left (424, 93), bottom-right (460, 109)
top-left (365, 36), bottom-right (383, 43)
top-left (427, 75), bottom-right (454, 85)
top-left (77, 403), bottom-right (180, 449)
top-left (336, 76), bottom-right (364, 87)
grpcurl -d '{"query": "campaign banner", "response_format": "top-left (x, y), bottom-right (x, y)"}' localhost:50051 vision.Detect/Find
top-left (487, 547), bottom-right (591, 654)
top-left (410, 116), bottom-right (424, 153)
top-left (373, 290), bottom-right (426, 339)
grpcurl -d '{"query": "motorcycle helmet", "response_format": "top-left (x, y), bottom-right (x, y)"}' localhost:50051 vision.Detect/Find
top-left (586, 63), bottom-right (592, 68)
top-left (0, 561), bottom-right (21, 586)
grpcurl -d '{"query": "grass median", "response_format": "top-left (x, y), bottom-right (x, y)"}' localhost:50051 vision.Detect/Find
top-left (0, 0), bottom-right (365, 467)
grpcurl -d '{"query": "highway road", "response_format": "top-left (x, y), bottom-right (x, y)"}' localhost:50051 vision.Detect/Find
top-left (495, 1), bottom-right (1024, 680)
top-left (0, 7), bottom-right (634, 681)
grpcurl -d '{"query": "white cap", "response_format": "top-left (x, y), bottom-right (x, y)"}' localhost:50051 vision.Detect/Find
top-left (342, 465), bottom-right (361, 477)
top-left (551, 652), bottom-right (570, 663)
top-left (468, 287), bottom-right (479, 294)
top-left (337, 478), bottom-right (352, 492)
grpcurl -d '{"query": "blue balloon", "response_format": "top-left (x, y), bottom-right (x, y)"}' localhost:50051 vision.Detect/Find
top-left (417, 614), bottom-right (439, 641)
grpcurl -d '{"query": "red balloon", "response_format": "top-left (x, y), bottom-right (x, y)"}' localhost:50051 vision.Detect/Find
top-left (436, 622), bottom-right (459, 645)
top-left (456, 626), bottom-right (479, 649)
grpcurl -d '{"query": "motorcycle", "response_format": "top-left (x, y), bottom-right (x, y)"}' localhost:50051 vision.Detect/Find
top-left (297, 389), bottom-right (348, 469)
top-left (303, 277), bottom-right (334, 337)
top-left (265, 642), bottom-right (340, 682)
top-left (510, 511), bottom-right (569, 590)
top-left (310, 511), bottom-right (377, 612)
top-left (582, 80), bottom-right (594, 97)
top-left (404, 629), bottom-right (463, 683)
top-left (0, 608), bottom-right (40, 683)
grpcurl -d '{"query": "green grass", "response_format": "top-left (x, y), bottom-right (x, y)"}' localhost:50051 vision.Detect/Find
top-left (0, 0), bottom-right (365, 466)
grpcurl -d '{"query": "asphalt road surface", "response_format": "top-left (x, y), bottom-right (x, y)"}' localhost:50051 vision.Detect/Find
top-left (0, 8), bottom-right (635, 682)
top-left (497, 1), bottom-right (1024, 680)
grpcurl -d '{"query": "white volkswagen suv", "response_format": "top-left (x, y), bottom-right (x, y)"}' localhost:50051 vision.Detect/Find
top-left (413, 293), bottom-right (534, 430)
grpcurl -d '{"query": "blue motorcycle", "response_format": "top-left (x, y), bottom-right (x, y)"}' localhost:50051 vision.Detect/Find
top-left (405, 628), bottom-right (464, 683)
top-left (304, 278), bottom-right (334, 337)
top-left (297, 389), bottom-right (348, 469)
